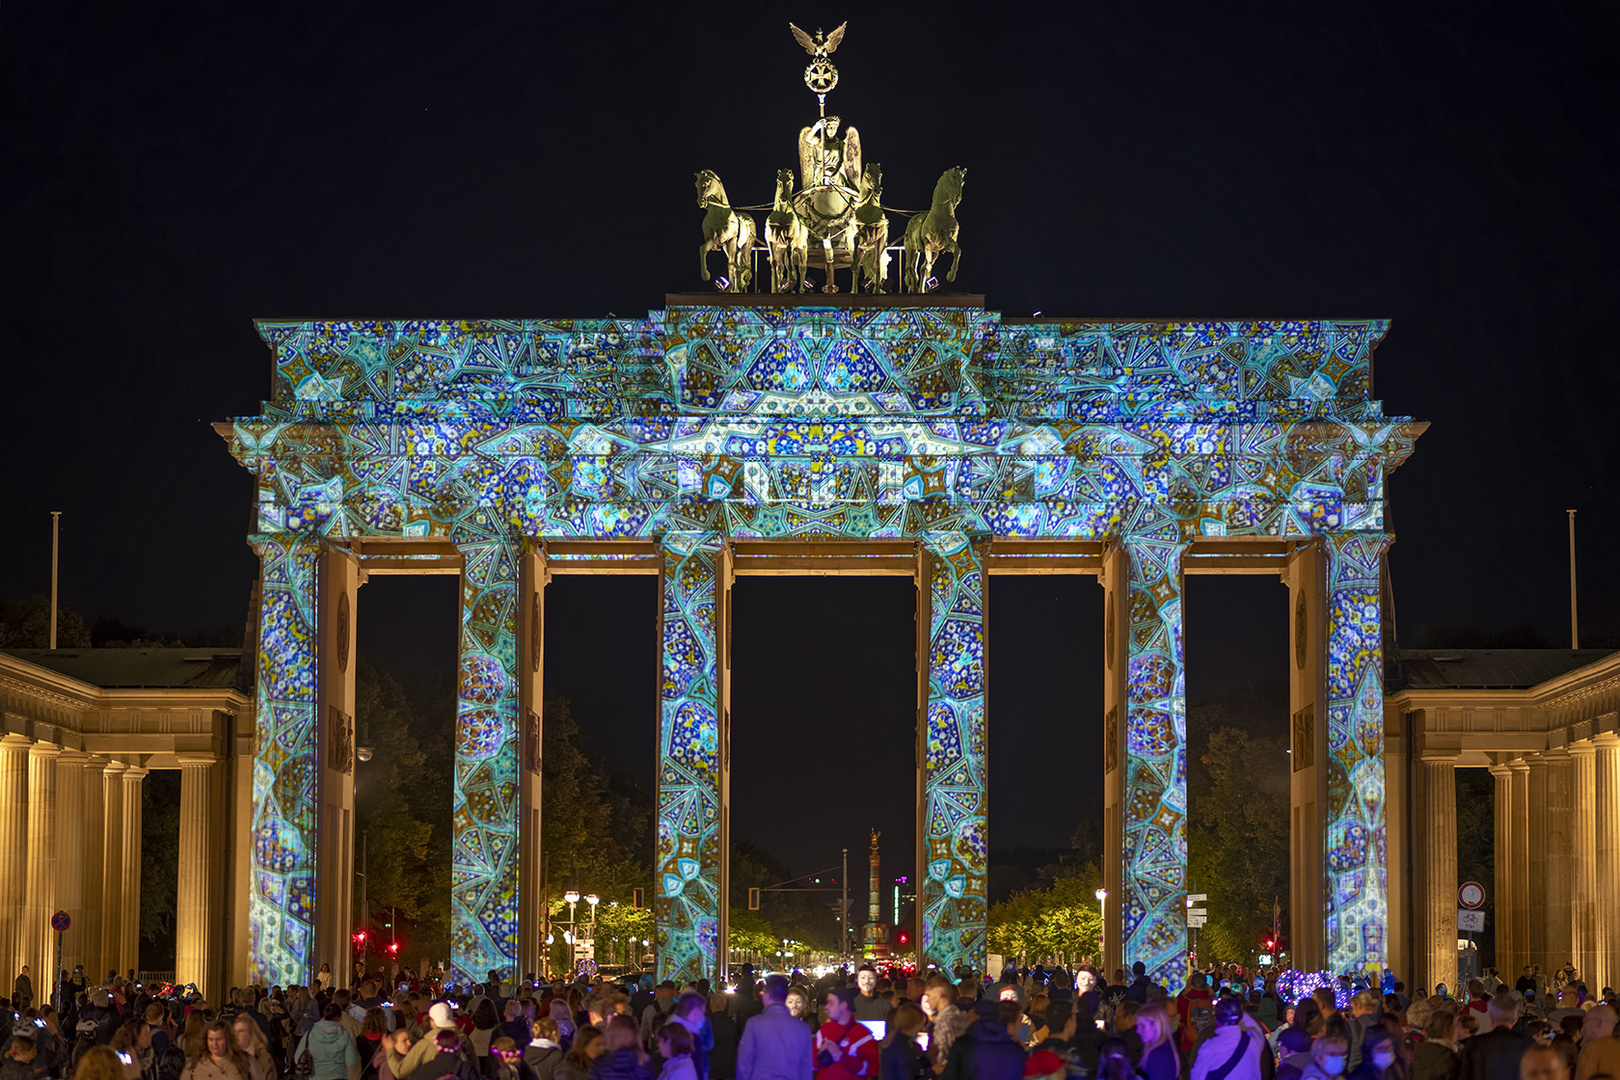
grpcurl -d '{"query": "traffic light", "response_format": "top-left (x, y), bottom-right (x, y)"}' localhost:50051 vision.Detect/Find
top-left (748, 888), bottom-right (761, 910)
top-left (386, 941), bottom-right (399, 958)
top-left (897, 930), bottom-right (909, 944)
top-left (1265, 938), bottom-right (1275, 951)
top-left (352, 930), bottom-right (368, 952)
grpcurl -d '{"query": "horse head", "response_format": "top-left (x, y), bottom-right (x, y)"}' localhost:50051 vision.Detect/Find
top-left (695, 169), bottom-right (723, 208)
top-left (774, 168), bottom-right (795, 208)
top-left (859, 163), bottom-right (883, 204)
top-left (934, 166), bottom-right (966, 208)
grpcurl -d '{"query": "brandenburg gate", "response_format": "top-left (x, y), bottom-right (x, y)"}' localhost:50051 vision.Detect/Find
top-left (220, 298), bottom-right (1424, 987)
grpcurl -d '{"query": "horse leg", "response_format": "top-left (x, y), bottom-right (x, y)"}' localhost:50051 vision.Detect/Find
top-left (699, 237), bottom-right (712, 282)
top-left (946, 239), bottom-right (962, 283)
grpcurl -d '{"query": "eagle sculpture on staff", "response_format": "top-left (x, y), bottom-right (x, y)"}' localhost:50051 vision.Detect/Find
top-left (789, 21), bottom-right (846, 59)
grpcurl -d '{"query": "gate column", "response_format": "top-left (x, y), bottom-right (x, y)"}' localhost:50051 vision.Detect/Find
top-left (917, 534), bottom-right (987, 975)
top-left (516, 547), bottom-right (549, 982)
top-left (451, 535), bottom-right (521, 984)
top-left (1101, 532), bottom-right (1187, 991)
top-left (655, 532), bottom-right (731, 983)
top-left (315, 546), bottom-right (358, 983)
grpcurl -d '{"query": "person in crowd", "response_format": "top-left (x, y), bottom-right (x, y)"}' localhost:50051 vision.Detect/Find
top-left (1411, 1006), bottom-right (1458, 1080)
top-left (1134, 1003), bottom-right (1180, 1080)
top-left (233, 1017), bottom-right (276, 1080)
top-left (590, 1016), bottom-right (652, 1080)
top-left (526, 1018), bottom-right (564, 1080)
top-left (108, 1019), bottom-right (153, 1080)
top-left (182, 1022), bottom-right (261, 1080)
top-left (921, 983), bottom-right (968, 1073)
top-left (815, 989), bottom-right (878, 1080)
top-left (851, 972), bottom-right (884, 1027)
top-left (556, 1028), bottom-right (604, 1080)
top-left (737, 977), bottom-right (812, 1080)
top-left (1516, 1047), bottom-right (1567, 1080)
top-left (1458, 995), bottom-right (1530, 1080)
top-left (75, 1047), bottom-right (130, 1080)
top-left (642, 990), bottom-right (679, 1045)
top-left (1573, 1004), bottom-right (1617, 1080)
top-left (670, 994), bottom-right (713, 1080)
top-left (1348, 1027), bottom-right (1405, 1080)
top-left (1187, 998), bottom-right (1262, 1080)
top-left (1300, 1035), bottom-right (1350, 1080)
top-left (493, 1037), bottom-right (540, 1080)
top-left (1127, 966), bottom-right (1157, 1006)
top-left (1347, 994), bottom-right (1385, 1072)
top-left (707, 997), bottom-right (739, 1080)
top-left (1178, 975), bottom-right (1216, 1063)
top-left (1276, 1028), bottom-right (1314, 1080)
top-left (293, 1006), bottom-right (357, 1080)
top-left (937, 1000), bottom-right (1022, 1080)
top-left (374, 1027), bottom-right (412, 1080)
top-left (657, 1027), bottom-right (698, 1080)
top-left (879, 1005), bottom-right (926, 1080)
top-left (471, 999), bottom-right (504, 1072)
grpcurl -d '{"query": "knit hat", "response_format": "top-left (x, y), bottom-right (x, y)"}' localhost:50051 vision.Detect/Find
top-left (428, 1002), bottom-right (457, 1029)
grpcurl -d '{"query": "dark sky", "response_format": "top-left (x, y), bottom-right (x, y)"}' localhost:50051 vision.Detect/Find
top-left (5, 3), bottom-right (1617, 875)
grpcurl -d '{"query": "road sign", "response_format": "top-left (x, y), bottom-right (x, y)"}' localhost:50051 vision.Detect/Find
top-left (1188, 908), bottom-right (1207, 917)
top-left (1458, 881), bottom-right (1485, 909)
top-left (1458, 908), bottom-right (1485, 932)
top-left (1187, 894), bottom-right (1208, 902)
top-left (50, 911), bottom-right (70, 932)
top-left (1186, 915), bottom-right (1207, 928)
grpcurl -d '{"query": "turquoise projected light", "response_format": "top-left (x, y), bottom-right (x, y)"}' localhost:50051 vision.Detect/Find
top-left (226, 306), bottom-right (1420, 985)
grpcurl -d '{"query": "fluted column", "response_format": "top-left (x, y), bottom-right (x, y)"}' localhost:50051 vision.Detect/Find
top-left (1594, 734), bottom-right (1620, 993)
top-left (54, 752), bottom-right (88, 981)
top-left (79, 758), bottom-right (106, 983)
top-left (1541, 750), bottom-right (1573, 979)
top-left (1421, 752), bottom-right (1458, 993)
top-left (0, 735), bottom-right (34, 993)
top-left (1509, 762), bottom-right (1530, 975)
top-left (1490, 764), bottom-right (1514, 971)
top-left (1569, 742), bottom-right (1598, 988)
top-left (1525, 756), bottom-right (1548, 970)
top-left (99, 761), bottom-right (126, 979)
top-left (175, 756), bottom-right (215, 997)
top-left (22, 743), bottom-right (61, 1001)
top-left (120, 767), bottom-right (146, 979)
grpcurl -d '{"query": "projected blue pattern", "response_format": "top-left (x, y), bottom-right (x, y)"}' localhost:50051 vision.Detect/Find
top-left (225, 305), bottom-right (1421, 981)
top-left (921, 534), bottom-right (987, 966)
top-left (248, 534), bottom-right (320, 987)
top-left (657, 533), bottom-right (724, 980)
top-left (451, 536), bottom-right (521, 983)
top-left (1325, 531), bottom-right (1390, 973)
top-left (1120, 531), bottom-right (1188, 991)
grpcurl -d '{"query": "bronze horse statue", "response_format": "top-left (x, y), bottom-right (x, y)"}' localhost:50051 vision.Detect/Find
top-left (696, 170), bottom-right (757, 293)
top-left (765, 168), bottom-right (809, 293)
top-left (851, 163), bottom-right (889, 294)
top-left (902, 167), bottom-right (965, 294)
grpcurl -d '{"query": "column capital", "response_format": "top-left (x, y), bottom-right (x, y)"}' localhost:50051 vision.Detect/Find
top-left (1419, 750), bottom-right (1459, 764)
top-left (0, 733), bottom-right (33, 752)
top-left (27, 742), bottom-right (62, 760)
top-left (1568, 740), bottom-right (1597, 759)
top-left (1508, 760), bottom-right (1531, 774)
top-left (101, 760), bottom-right (128, 777)
top-left (121, 766), bottom-right (149, 782)
top-left (175, 753), bottom-right (216, 769)
top-left (1540, 747), bottom-right (1572, 763)
top-left (1593, 731), bottom-right (1620, 749)
top-left (56, 748), bottom-right (92, 767)
top-left (1488, 762), bottom-right (1515, 777)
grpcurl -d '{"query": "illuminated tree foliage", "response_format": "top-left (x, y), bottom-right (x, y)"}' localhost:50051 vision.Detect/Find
top-left (987, 864), bottom-right (1104, 966)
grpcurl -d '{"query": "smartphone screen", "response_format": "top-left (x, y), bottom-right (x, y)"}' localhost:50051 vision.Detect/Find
top-left (915, 1032), bottom-right (930, 1051)
top-left (860, 1021), bottom-right (885, 1041)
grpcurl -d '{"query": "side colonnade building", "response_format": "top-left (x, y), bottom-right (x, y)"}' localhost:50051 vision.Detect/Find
top-left (0, 648), bottom-right (252, 1000)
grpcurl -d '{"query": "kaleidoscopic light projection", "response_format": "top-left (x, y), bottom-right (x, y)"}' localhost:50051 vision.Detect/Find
top-left (224, 305), bottom-right (1421, 982)
top-left (1120, 530), bottom-right (1188, 990)
top-left (656, 533), bottom-right (725, 980)
top-left (248, 534), bottom-right (320, 987)
top-left (451, 535), bottom-right (521, 983)
top-left (1324, 532), bottom-right (1390, 973)
top-left (921, 534), bottom-right (987, 969)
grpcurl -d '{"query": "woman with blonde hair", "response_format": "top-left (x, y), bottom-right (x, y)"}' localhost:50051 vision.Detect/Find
top-left (181, 1021), bottom-right (259, 1080)
top-left (234, 1015), bottom-right (278, 1080)
top-left (1133, 1003), bottom-right (1180, 1080)
top-left (73, 1046), bottom-right (128, 1080)
top-left (588, 1016), bottom-right (650, 1080)
top-left (182, 1013), bottom-right (214, 1063)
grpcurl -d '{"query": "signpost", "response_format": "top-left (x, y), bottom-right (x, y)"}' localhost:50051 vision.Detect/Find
top-left (50, 910), bottom-right (70, 1012)
top-left (1457, 881), bottom-right (1485, 958)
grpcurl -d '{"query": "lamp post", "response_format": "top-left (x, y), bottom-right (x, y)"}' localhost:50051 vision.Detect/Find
top-left (586, 893), bottom-right (599, 954)
top-left (564, 890), bottom-right (580, 975)
top-left (1095, 888), bottom-right (1107, 968)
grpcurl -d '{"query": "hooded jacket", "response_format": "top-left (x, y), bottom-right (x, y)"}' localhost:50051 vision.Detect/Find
top-left (297, 1021), bottom-right (360, 1080)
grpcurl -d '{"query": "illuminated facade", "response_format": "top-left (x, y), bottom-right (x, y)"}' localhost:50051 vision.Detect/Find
top-left (220, 296), bottom-right (1423, 987)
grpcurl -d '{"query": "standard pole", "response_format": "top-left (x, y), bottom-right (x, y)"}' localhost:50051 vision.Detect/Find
top-left (841, 847), bottom-right (849, 961)
top-left (1567, 509), bottom-right (1579, 649)
top-left (360, 830), bottom-right (368, 980)
top-left (49, 512), bottom-right (61, 649)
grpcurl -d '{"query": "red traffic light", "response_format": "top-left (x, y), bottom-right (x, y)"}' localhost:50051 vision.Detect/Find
top-left (386, 941), bottom-right (399, 956)
top-left (1265, 939), bottom-right (1275, 950)
top-left (897, 931), bottom-right (909, 944)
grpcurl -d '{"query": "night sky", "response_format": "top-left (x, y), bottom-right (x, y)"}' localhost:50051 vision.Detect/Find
top-left (4, 4), bottom-right (1616, 879)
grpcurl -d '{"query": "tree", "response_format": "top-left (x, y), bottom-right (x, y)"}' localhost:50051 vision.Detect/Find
top-left (0, 595), bottom-right (91, 648)
top-left (987, 862), bottom-right (1104, 966)
top-left (1186, 723), bottom-right (1290, 964)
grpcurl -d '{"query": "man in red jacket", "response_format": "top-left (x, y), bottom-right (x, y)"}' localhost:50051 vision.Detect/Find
top-left (815, 988), bottom-right (879, 1080)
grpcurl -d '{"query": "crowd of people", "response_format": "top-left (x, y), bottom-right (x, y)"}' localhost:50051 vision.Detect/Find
top-left (3, 959), bottom-right (1617, 1080)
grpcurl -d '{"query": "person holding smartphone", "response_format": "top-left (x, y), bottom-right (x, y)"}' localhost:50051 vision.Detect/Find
top-left (814, 989), bottom-right (878, 1080)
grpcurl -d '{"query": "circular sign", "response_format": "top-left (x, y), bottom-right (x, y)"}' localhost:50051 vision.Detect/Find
top-left (1459, 881), bottom-right (1485, 909)
top-left (51, 910), bottom-right (71, 932)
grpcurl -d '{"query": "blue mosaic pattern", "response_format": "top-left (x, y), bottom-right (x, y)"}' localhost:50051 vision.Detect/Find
top-left (248, 534), bottom-right (320, 987)
top-left (1120, 530), bottom-right (1188, 992)
top-left (656, 533), bottom-right (724, 981)
top-left (451, 535), bottom-right (520, 983)
top-left (1324, 531), bottom-right (1390, 973)
top-left (224, 306), bottom-right (1420, 981)
top-left (920, 534), bottom-right (986, 972)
